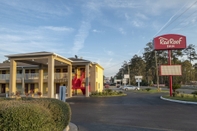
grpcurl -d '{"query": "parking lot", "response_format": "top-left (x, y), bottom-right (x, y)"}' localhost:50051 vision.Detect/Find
top-left (67, 91), bottom-right (197, 131)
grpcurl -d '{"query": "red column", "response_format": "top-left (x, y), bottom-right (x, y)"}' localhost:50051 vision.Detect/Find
top-left (168, 50), bottom-right (173, 96)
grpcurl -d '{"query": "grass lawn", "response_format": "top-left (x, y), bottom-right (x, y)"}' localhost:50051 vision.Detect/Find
top-left (90, 89), bottom-right (127, 97)
top-left (90, 94), bottom-right (127, 97)
top-left (163, 94), bottom-right (197, 102)
top-left (136, 88), bottom-right (168, 93)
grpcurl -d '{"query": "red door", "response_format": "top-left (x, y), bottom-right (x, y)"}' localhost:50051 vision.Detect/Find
top-left (56, 83), bottom-right (60, 94)
top-left (1, 84), bottom-right (6, 93)
top-left (30, 84), bottom-right (35, 93)
top-left (25, 84), bottom-right (29, 93)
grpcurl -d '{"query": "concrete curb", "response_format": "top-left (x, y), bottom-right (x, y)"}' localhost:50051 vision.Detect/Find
top-left (68, 122), bottom-right (78, 131)
top-left (160, 96), bottom-right (197, 105)
top-left (63, 122), bottom-right (78, 131)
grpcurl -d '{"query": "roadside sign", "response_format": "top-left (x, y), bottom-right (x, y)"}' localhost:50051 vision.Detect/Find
top-left (123, 78), bottom-right (127, 84)
top-left (124, 74), bottom-right (129, 78)
top-left (160, 65), bottom-right (182, 76)
top-left (136, 79), bottom-right (142, 82)
top-left (135, 76), bottom-right (142, 79)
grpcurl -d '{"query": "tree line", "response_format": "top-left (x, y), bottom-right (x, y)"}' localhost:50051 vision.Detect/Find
top-left (115, 43), bottom-right (197, 86)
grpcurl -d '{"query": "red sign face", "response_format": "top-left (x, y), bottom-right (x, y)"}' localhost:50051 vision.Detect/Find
top-left (154, 34), bottom-right (186, 50)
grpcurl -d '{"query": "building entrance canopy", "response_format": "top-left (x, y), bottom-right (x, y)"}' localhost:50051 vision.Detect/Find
top-left (5, 52), bottom-right (73, 98)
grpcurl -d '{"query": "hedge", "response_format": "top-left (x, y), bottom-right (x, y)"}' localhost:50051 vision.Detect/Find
top-left (0, 98), bottom-right (71, 131)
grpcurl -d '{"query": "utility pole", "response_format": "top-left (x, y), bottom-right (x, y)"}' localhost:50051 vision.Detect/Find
top-left (155, 51), bottom-right (160, 91)
top-left (128, 64), bottom-right (130, 85)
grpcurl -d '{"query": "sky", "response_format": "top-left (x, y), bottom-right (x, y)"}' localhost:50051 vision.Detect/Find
top-left (0, 0), bottom-right (197, 77)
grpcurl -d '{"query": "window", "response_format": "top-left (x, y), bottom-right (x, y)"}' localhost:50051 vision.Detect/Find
top-left (30, 69), bottom-right (35, 73)
top-left (2, 70), bottom-right (6, 74)
top-left (63, 68), bottom-right (67, 72)
top-left (17, 70), bottom-right (22, 74)
top-left (56, 69), bottom-right (61, 72)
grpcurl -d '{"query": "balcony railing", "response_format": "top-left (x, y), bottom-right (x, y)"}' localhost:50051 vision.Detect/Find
top-left (0, 73), bottom-right (68, 80)
top-left (55, 73), bottom-right (68, 79)
top-left (25, 73), bottom-right (39, 79)
top-left (0, 74), bottom-right (10, 80)
top-left (16, 74), bottom-right (22, 80)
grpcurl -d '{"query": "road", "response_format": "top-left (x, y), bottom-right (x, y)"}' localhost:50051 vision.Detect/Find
top-left (67, 91), bottom-right (197, 131)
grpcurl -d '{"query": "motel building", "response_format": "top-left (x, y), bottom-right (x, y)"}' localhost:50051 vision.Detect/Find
top-left (0, 52), bottom-right (104, 98)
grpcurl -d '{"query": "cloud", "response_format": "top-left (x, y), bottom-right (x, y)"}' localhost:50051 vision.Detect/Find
top-left (0, 0), bottom-right (72, 20)
top-left (124, 13), bottom-right (130, 20)
top-left (71, 21), bottom-right (91, 55)
top-left (119, 28), bottom-right (126, 34)
top-left (107, 51), bottom-right (114, 56)
top-left (132, 20), bottom-right (142, 27)
top-left (71, 1), bottom-right (104, 55)
top-left (103, 48), bottom-right (114, 56)
top-left (105, 58), bottom-right (113, 66)
top-left (92, 29), bottom-right (102, 33)
top-left (0, 25), bottom-right (74, 58)
top-left (102, 0), bottom-right (141, 8)
top-left (135, 12), bottom-right (148, 20)
top-left (42, 26), bottom-right (74, 32)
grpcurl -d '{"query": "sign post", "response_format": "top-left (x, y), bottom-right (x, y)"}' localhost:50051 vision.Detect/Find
top-left (154, 34), bottom-right (186, 96)
top-left (168, 50), bottom-right (173, 96)
top-left (135, 76), bottom-right (142, 88)
top-left (123, 78), bottom-right (127, 85)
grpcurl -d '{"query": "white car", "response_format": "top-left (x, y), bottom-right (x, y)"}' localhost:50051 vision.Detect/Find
top-left (122, 85), bottom-right (140, 91)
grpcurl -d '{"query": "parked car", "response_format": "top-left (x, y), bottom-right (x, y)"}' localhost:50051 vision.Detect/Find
top-left (110, 83), bottom-right (116, 86)
top-left (122, 85), bottom-right (140, 91)
top-left (119, 85), bottom-right (124, 89)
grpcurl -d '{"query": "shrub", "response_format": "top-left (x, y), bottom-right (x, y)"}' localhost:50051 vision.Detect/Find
top-left (145, 88), bottom-right (151, 91)
top-left (0, 101), bottom-right (55, 131)
top-left (22, 98), bottom-right (71, 130)
top-left (191, 91), bottom-right (197, 95)
top-left (193, 94), bottom-right (196, 99)
top-left (172, 92), bottom-right (177, 97)
top-left (105, 89), bottom-right (113, 93)
top-left (172, 84), bottom-right (181, 92)
top-left (118, 91), bottom-right (123, 94)
top-left (90, 90), bottom-right (125, 97)
top-left (0, 98), bottom-right (71, 131)
top-left (175, 91), bottom-right (179, 94)
top-left (172, 91), bottom-right (180, 97)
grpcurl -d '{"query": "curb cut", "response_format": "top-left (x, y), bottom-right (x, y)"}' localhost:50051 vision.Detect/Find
top-left (160, 96), bottom-right (197, 105)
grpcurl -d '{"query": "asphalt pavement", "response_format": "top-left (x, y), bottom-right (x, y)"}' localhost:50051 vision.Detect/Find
top-left (67, 90), bottom-right (197, 131)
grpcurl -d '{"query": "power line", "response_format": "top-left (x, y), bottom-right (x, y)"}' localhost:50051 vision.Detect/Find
top-left (108, 1), bottom-right (197, 77)
top-left (104, 61), bottom-right (123, 69)
top-left (153, 2), bottom-right (189, 37)
top-left (153, 0), bottom-right (197, 37)
top-left (168, 9), bottom-right (197, 32)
